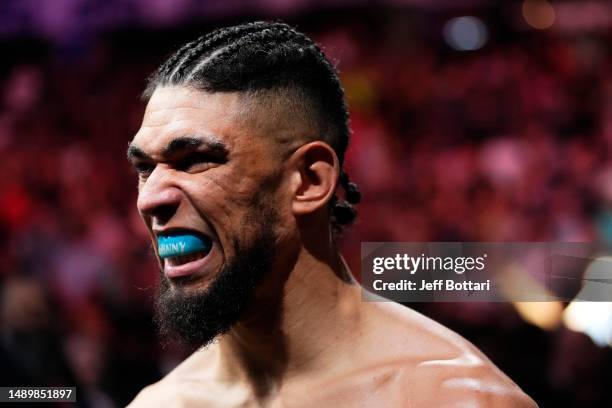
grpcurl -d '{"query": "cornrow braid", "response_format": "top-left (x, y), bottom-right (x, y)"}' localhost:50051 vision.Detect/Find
top-left (145, 21), bottom-right (361, 235)
top-left (340, 170), bottom-right (362, 205)
top-left (329, 170), bottom-right (361, 234)
top-left (167, 39), bottom-right (209, 81)
top-left (188, 34), bottom-right (319, 87)
top-left (172, 23), bottom-right (296, 82)
top-left (154, 22), bottom-right (303, 87)
top-left (156, 37), bottom-right (203, 80)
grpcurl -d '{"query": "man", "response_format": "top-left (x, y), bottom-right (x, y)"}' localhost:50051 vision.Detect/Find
top-left (127, 21), bottom-right (536, 407)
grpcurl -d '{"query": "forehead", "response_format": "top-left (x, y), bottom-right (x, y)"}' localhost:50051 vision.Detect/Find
top-left (131, 86), bottom-right (255, 153)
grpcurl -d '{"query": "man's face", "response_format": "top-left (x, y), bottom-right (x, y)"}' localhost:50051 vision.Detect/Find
top-left (128, 86), bottom-right (289, 346)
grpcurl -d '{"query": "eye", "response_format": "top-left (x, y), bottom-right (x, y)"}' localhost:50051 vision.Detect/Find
top-left (134, 162), bottom-right (155, 179)
top-left (175, 152), bottom-right (222, 172)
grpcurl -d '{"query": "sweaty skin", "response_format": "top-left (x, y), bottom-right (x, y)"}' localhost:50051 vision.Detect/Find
top-left (127, 87), bottom-right (537, 408)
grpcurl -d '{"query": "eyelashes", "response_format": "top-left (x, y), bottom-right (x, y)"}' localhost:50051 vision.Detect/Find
top-left (133, 162), bottom-right (155, 181)
top-left (135, 162), bottom-right (155, 175)
top-left (132, 152), bottom-right (226, 180)
top-left (174, 152), bottom-right (224, 172)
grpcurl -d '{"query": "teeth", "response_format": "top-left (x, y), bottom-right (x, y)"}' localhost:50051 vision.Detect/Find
top-left (165, 251), bottom-right (206, 267)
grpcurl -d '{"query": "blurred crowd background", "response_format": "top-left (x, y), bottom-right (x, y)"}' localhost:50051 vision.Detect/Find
top-left (1, 0), bottom-right (612, 407)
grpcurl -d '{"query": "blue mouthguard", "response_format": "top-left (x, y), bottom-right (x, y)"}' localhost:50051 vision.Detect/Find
top-left (157, 233), bottom-right (211, 258)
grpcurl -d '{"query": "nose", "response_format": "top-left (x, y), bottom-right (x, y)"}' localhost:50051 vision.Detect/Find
top-left (136, 166), bottom-right (182, 227)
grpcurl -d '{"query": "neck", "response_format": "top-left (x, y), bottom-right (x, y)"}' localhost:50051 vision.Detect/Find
top-left (216, 234), bottom-right (362, 395)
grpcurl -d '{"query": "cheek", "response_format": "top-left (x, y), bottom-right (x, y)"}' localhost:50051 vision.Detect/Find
top-left (183, 171), bottom-right (262, 219)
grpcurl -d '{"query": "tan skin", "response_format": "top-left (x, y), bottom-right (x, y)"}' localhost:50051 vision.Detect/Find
top-left (127, 86), bottom-right (537, 407)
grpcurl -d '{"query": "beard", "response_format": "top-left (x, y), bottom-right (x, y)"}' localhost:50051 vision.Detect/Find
top-left (154, 205), bottom-right (277, 349)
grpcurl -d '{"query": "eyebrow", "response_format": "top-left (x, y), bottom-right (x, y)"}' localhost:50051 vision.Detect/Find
top-left (127, 135), bottom-right (229, 162)
top-left (126, 145), bottom-right (151, 162)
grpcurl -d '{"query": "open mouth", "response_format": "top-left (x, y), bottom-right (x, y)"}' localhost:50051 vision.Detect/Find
top-left (157, 231), bottom-right (214, 276)
top-left (165, 252), bottom-right (208, 267)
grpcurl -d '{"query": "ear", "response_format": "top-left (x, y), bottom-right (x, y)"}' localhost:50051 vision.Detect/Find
top-left (288, 141), bottom-right (339, 217)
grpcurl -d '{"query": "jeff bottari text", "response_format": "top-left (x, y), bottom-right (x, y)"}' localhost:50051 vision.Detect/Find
top-left (372, 279), bottom-right (491, 292)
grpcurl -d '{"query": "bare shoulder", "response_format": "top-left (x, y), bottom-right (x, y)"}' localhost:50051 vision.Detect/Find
top-left (127, 346), bottom-right (223, 408)
top-left (360, 301), bottom-right (538, 407)
top-left (127, 379), bottom-right (177, 408)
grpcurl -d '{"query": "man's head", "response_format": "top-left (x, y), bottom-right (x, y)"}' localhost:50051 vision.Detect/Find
top-left (127, 21), bottom-right (360, 347)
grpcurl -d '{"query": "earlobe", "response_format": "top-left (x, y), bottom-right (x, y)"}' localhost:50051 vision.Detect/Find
top-left (290, 142), bottom-right (339, 217)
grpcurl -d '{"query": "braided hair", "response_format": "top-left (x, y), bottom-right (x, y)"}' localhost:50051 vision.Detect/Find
top-left (144, 21), bottom-right (361, 235)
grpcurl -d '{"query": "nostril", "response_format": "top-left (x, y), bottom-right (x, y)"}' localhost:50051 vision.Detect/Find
top-left (137, 181), bottom-right (183, 224)
top-left (151, 203), bottom-right (178, 225)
